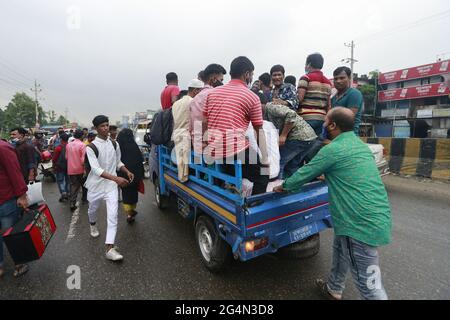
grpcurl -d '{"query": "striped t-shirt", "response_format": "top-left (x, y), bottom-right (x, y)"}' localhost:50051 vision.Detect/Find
top-left (297, 70), bottom-right (332, 121)
top-left (203, 79), bottom-right (263, 159)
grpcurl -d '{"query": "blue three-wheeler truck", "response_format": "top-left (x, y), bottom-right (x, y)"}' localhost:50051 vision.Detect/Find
top-left (149, 144), bottom-right (332, 272)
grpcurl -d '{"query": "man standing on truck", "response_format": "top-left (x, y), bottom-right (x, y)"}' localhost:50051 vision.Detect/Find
top-left (269, 64), bottom-right (299, 111)
top-left (172, 79), bottom-right (204, 182)
top-left (297, 53), bottom-right (332, 136)
top-left (274, 107), bottom-right (392, 300)
top-left (85, 115), bottom-right (135, 262)
top-left (203, 56), bottom-right (270, 195)
top-left (331, 66), bottom-right (364, 135)
top-left (160, 72), bottom-right (181, 110)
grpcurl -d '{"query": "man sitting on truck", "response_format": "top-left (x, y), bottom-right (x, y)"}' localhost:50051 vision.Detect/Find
top-left (189, 63), bottom-right (227, 156)
top-left (274, 107), bottom-right (392, 300)
top-left (203, 56), bottom-right (270, 195)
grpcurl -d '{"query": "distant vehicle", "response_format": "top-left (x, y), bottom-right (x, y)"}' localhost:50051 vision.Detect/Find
top-left (134, 120), bottom-right (152, 145)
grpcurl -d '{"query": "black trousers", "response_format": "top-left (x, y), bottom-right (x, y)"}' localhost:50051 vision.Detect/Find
top-left (223, 147), bottom-right (269, 195)
top-left (69, 174), bottom-right (87, 207)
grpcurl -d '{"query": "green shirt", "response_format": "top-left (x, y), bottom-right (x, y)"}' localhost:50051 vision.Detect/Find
top-left (282, 131), bottom-right (392, 247)
top-left (263, 103), bottom-right (317, 142)
top-left (331, 88), bottom-right (363, 135)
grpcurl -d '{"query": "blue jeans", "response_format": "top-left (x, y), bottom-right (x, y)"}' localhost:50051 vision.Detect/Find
top-left (0, 198), bottom-right (20, 267)
top-left (327, 236), bottom-right (388, 300)
top-left (56, 172), bottom-right (70, 196)
top-left (279, 139), bottom-right (315, 179)
top-left (306, 120), bottom-right (324, 137)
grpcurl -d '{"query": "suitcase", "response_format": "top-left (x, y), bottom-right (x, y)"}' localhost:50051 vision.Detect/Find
top-left (2, 204), bottom-right (56, 265)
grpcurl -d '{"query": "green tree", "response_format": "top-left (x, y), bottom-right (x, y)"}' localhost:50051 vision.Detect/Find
top-left (56, 115), bottom-right (69, 126)
top-left (360, 84), bottom-right (376, 114)
top-left (2, 92), bottom-right (47, 129)
top-left (369, 69), bottom-right (380, 80)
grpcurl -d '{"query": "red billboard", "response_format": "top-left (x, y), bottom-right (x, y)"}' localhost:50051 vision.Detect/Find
top-left (379, 60), bottom-right (450, 84)
top-left (378, 83), bottom-right (450, 102)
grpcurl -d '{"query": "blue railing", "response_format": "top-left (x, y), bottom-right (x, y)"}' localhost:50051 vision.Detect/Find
top-left (158, 145), bottom-right (244, 205)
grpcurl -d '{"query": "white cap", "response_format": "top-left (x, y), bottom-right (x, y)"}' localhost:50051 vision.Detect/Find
top-left (187, 79), bottom-right (204, 89)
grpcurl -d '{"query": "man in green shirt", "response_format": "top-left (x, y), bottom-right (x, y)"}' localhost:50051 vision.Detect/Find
top-left (274, 107), bottom-right (391, 300)
top-left (331, 66), bottom-right (364, 135)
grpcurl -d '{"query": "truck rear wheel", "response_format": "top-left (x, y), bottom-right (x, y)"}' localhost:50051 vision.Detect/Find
top-left (154, 181), bottom-right (169, 210)
top-left (276, 234), bottom-right (320, 259)
top-left (195, 216), bottom-right (231, 273)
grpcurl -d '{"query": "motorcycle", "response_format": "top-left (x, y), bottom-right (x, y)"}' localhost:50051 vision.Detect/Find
top-left (37, 150), bottom-right (56, 182)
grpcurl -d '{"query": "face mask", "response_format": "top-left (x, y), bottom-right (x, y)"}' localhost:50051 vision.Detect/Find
top-left (212, 79), bottom-right (223, 88)
top-left (10, 138), bottom-right (19, 145)
top-left (321, 124), bottom-right (331, 140)
top-left (246, 78), bottom-right (253, 89)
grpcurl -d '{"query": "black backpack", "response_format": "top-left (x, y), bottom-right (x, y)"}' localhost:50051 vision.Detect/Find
top-left (150, 109), bottom-right (174, 147)
top-left (84, 140), bottom-right (117, 175)
top-left (57, 145), bottom-right (68, 172)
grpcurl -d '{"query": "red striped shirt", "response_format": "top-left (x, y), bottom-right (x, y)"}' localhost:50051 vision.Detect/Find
top-left (203, 79), bottom-right (263, 159)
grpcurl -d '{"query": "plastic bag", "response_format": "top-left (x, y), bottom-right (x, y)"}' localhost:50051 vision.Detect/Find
top-left (246, 121), bottom-right (280, 179)
top-left (26, 182), bottom-right (45, 206)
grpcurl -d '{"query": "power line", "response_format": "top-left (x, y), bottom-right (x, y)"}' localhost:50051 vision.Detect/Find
top-left (357, 9), bottom-right (450, 44)
top-left (0, 74), bottom-right (30, 87)
top-left (0, 58), bottom-right (35, 83)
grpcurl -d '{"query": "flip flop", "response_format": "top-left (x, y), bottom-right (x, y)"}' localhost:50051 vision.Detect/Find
top-left (13, 264), bottom-right (29, 278)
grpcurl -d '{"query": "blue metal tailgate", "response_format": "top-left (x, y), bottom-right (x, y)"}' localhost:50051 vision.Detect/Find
top-left (240, 182), bottom-right (332, 260)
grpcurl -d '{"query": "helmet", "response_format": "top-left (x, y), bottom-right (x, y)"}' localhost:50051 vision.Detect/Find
top-left (41, 150), bottom-right (52, 162)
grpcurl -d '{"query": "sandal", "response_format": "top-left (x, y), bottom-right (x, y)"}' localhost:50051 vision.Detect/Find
top-left (315, 279), bottom-right (341, 300)
top-left (13, 264), bottom-right (29, 278)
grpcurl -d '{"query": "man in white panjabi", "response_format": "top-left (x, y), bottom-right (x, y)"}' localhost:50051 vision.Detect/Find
top-left (171, 79), bottom-right (204, 182)
top-left (85, 115), bottom-right (135, 262)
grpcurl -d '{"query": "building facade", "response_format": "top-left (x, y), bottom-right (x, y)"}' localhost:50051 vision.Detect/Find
top-left (376, 59), bottom-right (450, 138)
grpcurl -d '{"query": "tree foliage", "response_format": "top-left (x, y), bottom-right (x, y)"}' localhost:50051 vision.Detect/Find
top-left (0, 92), bottom-right (69, 131)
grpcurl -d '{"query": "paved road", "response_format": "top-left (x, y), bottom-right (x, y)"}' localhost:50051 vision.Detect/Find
top-left (1, 175), bottom-right (449, 300)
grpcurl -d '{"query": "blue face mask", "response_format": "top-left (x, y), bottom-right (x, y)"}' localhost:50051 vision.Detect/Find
top-left (321, 125), bottom-right (330, 140)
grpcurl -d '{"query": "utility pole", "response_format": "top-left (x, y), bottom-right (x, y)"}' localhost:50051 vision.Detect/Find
top-left (64, 107), bottom-right (69, 128)
top-left (31, 80), bottom-right (42, 129)
top-left (342, 41), bottom-right (358, 85)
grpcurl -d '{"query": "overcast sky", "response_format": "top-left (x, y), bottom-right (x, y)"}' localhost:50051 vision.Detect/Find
top-left (0, 0), bottom-right (449, 126)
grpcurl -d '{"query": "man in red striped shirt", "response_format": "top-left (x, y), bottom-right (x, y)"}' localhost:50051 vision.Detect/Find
top-left (203, 56), bottom-right (269, 195)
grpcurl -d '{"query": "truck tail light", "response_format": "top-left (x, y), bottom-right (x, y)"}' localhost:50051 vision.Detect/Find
top-left (245, 237), bottom-right (269, 253)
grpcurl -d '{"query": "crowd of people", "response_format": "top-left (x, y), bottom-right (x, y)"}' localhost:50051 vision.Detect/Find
top-left (165, 53), bottom-right (365, 194)
top-left (162, 53), bottom-right (391, 300)
top-left (0, 116), bottom-right (146, 274)
top-left (0, 52), bottom-right (391, 300)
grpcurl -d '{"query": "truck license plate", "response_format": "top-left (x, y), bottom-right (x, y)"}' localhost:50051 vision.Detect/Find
top-left (290, 223), bottom-right (318, 243)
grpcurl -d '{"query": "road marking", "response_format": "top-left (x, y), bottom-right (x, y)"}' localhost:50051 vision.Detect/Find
top-left (66, 201), bottom-right (80, 244)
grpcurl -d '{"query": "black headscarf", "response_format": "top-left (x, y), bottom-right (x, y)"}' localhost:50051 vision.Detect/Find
top-left (117, 128), bottom-right (144, 181)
